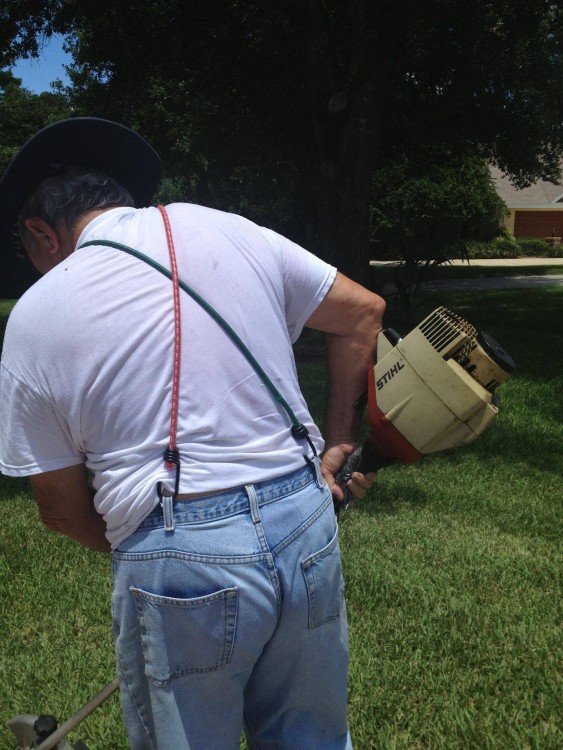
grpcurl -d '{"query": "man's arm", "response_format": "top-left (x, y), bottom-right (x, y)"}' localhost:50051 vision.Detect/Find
top-left (305, 272), bottom-right (386, 502)
top-left (30, 464), bottom-right (110, 552)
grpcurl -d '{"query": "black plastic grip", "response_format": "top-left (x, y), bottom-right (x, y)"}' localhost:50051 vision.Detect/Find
top-left (334, 441), bottom-right (396, 513)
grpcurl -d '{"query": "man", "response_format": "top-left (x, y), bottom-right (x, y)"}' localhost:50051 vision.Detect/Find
top-left (0, 118), bottom-right (385, 749)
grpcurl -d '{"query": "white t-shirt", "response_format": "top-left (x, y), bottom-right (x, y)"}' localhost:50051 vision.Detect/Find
top-left (0, 204), bottom-right (336, 547)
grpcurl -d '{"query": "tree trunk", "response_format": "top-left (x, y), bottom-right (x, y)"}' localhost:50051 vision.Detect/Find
top-left (303, 0), bottom-right (383, 287)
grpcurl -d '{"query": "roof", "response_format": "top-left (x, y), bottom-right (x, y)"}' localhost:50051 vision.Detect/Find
top-left (491, 165), bottom-right (563, 209)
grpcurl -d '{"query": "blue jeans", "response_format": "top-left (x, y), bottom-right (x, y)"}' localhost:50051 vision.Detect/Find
top-left (112, 461), bottom-right (352, 749)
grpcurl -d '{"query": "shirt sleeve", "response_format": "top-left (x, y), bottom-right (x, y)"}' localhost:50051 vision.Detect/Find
top-left (258, 227), bottom-right (337, 343)
top-left (0, 363), bottom-right (83, 476)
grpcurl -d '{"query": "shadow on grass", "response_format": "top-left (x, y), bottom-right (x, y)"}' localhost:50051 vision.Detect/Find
top-left (0, 473), bottom-right (31, 501)
top-left (345, 465), bottom-right (433, 520)
top-left (467, 418), bottom-right (562, 474)
top-left (383, 287), bottom-right (562, 380)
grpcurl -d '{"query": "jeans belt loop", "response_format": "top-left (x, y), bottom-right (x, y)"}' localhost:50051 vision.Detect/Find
top-left (161, 494), bottom-right (175, 532)
top-left (246, 484), bottom-right (261, 524)
top-left (311, 456), bottom-right (324, 489)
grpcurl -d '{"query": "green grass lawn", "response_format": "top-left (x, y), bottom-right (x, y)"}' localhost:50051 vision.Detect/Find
top-left (1, 286), bottom-right (562, 749)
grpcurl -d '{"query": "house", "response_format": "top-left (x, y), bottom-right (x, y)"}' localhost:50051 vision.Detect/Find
top-left (491, 165), bottom-right (563, 242)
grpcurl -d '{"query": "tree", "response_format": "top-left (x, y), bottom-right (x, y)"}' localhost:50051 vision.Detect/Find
top-left (2, 1), bottom-right (562, 285)
top-left (0, 71), bottom-right (70, 172)
top-left (0, 69), bottom-right (72, 296)
top-left (370, 152), bottom-right (507, 317)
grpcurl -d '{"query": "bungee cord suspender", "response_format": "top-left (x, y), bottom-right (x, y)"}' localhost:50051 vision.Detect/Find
top-left (79, 206), bottom-right (319, 500)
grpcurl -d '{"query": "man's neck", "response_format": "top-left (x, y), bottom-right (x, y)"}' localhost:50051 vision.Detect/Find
top-left (71, 206), bottom-right (129, 247)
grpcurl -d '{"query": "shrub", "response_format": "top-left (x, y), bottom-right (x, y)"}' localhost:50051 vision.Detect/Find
top-left (516, 237), bottom-right (561, 257)
top-left (464, 238), bottom-right (520, 259)
top-left (463, 236), bottom-right (562, 259)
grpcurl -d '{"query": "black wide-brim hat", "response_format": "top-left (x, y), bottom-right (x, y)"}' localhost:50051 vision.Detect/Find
top-left (0, 117), bottom-right (162, 257)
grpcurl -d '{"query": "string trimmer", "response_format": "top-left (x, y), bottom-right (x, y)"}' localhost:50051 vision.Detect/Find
top-left (336, 306), bottom-right (515, 509)
top-left (9, 678), bottom-right (119, 749)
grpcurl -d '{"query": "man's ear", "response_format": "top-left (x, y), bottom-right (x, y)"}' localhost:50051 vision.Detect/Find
top-left (24, 217), bottom-right (60, 255)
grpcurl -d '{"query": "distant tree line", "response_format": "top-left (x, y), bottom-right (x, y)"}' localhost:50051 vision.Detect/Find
top-left (1, 0), bottom-right (562, 296)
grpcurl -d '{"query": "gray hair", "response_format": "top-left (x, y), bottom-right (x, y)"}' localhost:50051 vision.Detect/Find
top-left (18, 169), bottom-right (134, 251)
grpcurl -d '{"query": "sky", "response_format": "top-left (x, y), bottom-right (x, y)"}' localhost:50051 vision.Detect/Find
top-left (11, 34), bottom-right (72, 93)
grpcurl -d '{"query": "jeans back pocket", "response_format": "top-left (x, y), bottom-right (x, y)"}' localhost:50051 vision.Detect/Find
top-left (301, 530), bottom-right (344, 629)
top-left (130, 586), bottom-right (238, 686)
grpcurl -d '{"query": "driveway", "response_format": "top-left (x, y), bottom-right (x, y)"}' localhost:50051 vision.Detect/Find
top-left (369, 258), bottom-right (563, 293)
top-left (419, 274), bottom-right (563, 293)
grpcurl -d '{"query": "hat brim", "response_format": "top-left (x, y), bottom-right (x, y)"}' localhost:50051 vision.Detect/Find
top-left (0, 117), bottom-right (162, 259)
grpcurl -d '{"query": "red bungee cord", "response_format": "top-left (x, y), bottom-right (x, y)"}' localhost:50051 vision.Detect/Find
top-left (158, 205), bottom-right (182, 494)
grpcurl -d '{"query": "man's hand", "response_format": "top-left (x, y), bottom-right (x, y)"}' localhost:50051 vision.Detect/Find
top-left (321, 444), bottom-right (377, 504)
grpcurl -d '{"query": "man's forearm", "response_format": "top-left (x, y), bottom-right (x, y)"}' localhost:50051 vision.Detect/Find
top-left (30, 465), bottom-right (111, 553)
top-left (38, 494), bottom-right (111, 552)
top-left (305, 273), bottom-right (385, 448)
top-left (304, 272), bottom-right (385, 500)
top-left (322, 330), bottom-right (377, 449)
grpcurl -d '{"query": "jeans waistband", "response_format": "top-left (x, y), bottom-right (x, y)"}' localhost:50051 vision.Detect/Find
top-left (138, 461), bottom-right (322, 532)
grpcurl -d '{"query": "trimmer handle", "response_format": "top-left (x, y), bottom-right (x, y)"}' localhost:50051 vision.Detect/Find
top-left (334, 441), bottom-right (395, 514)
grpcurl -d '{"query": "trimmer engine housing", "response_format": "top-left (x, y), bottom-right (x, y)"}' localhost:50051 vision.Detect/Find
top-left (366, 307), bottom-right (515, 464)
